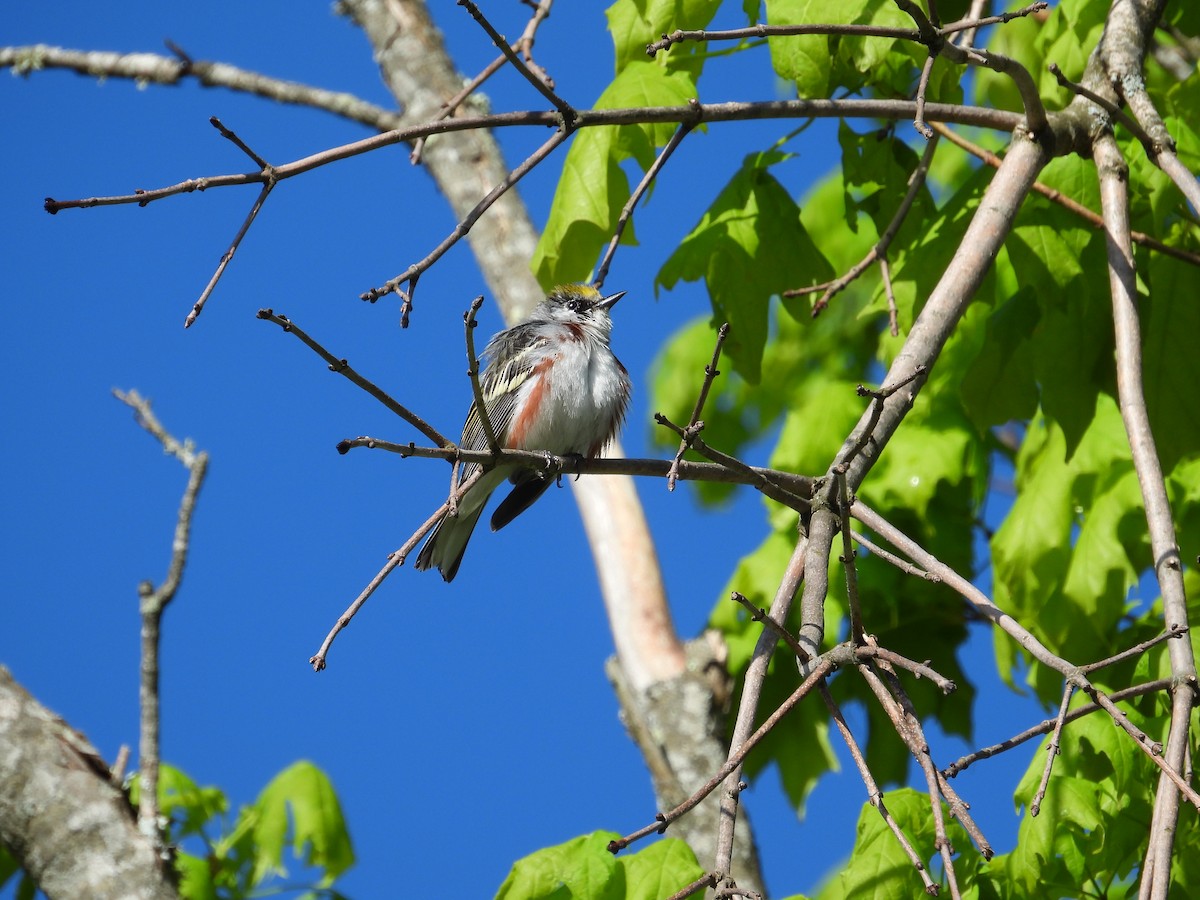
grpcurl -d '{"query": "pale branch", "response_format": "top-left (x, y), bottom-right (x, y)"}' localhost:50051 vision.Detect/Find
top-left (795, 136), bottom-right (1050, 678)
top-left (309, 470), bottom-right (484, 671)
top-left (665, 322), bottom-right (729, 492)
top-left (112, 389), bottom-right (209, 846)
top-left (851, 529), bottom-right (940, 581)
top-left (819, 683), bottom-right (940, 894)
top-left (856, 658), bottom-right (962, 894)
top-left (362, 127), bottom-right (570, 317)
top-left (0, 43), bottom-right (405, 131)
top-left (1095, 129), bottom-right (1198, 900)
top-left (609, 651), bottom-right (836, 856)
top-left (853, 497), bottom-right (1200, 814)
top-left (0, 669), bottom-right (181, 900)
top-left (942, 680), bottom-right (1174, 778)
top-left (595, 113), bottom-right (697, 291)
top-left (41, 99), bottom-right (1024, 215)
top-left (336, 437), bottom-right (815, 504)
top-left (463, 296), bottom-right (501, 454)
top-left (711, 537), bottom-right (810, 878)
top-left (457, 0), bottom-right (574, 127)
top-left (834, 468), bottom-right (866, 644)
top-left (256, 308), bottom-right (452, 448)
top-left (930, 122), bottom-right (1200, 267)
top-left (1030, 683), bottom-right (1075, 817)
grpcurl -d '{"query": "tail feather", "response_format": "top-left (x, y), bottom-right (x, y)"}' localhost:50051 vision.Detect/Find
top-left (415, 468), bottom-right (506, 582)
top-left (490, 474), bottom-right (553, 532)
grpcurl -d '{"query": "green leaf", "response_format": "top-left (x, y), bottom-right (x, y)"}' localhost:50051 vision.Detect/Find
top-left (618, 838), bottom-right (705, 900)
top-left (990, 397), bottom-right (1150, 697)
top-left (175, 850), bottom-right (217, 900)
top-left (1141, 254), bottom-right (1200, 471)
top-left (765, 0), bottom-right (918, 99)
top-left (606, 0), bottom-right (722, 76)
top-left (817, 789), bottom-right (973, 899)
top-left (238, 760), bottom-right (355, 887)
top-left (656, 150), bottom-right (833, 382)
top-left (495, 831), bottom-right (623, 900)
top-left (532, 63), bottom-right (697, 288)
top-left (960, 286), bottom-right (1041, 430)
top-left (147, 763), bottom-right (229, 842)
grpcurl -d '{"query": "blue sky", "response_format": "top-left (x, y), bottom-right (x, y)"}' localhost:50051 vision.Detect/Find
top-left (3, 3), bottom-right (1048, 897)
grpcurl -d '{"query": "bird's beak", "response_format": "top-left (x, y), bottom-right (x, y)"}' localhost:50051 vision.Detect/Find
top-left (596, 290), bottom-right (626, 311)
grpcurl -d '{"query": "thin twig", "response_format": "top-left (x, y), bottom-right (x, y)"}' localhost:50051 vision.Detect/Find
top-left (851, 529), bottom-right (939, 580)
top-left (411, 0), bottom-right (555, 163)
top-left (594, 115), bottom-right (697, 290)
top-left (786, 130), bottom-right (937, 329)
top-left (1080, 624), bottom-right (1189, 674)
top-left (666, 323), bottom-right (729, 492)
top-left (834, 466), bottom-right (866, 643)
top-left (856, 657), bottom-right (961, 894)
top-left (256, 309), bottom-right (452, 448)
top-left (457, 0), bottom-right (576, 128)
top-left (655, 413), bottom-right (810, 510)
top-left (113, 389), bottom-right (209, 846)
top-left (361, 128), bottom-right (570, 317)
top-left (309, 470), bottom-right (483, 671)
top-left (943, 680), bottom-right (1173, 777)
top-left (463, 296), bottom-right (500, 453)
top-left (1031, 683), bottom-right (1074, 817)
top-left (842, 367), bottom-right (926, 466)
top-left (185, 181), bottom-right (273, 328)
top-left (41, 99), bottom-right (1025, 216)
top-left (820, 683), bottom-right (939, 894)
top-left (1048, 62), bottom-right (1154, 149)
top-left (609, 653), bottom-right (834, 854)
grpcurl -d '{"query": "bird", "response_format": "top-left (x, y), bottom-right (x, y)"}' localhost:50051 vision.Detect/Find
top-left (415, 284), bottom-right (631, 582)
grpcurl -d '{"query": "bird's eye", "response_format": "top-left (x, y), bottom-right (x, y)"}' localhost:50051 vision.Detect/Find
top-left (566, 298), bottom-right (583, 312)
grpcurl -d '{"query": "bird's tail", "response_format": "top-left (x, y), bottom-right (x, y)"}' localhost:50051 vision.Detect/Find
top-left (415, 468), bottom-right (505, 582)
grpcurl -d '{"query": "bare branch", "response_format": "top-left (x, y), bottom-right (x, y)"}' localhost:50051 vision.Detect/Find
top-left (665, 322), bottom-right (729, 492)
top-left (336, 436), bottom-right (815, 502)
top-left (457, 0), bottom-right (575, 127)
top-left (112, 389), bottom-right (209, 846)
top-left (0, 43), bottom-right (404, 131)
top-left (256, 308), bottom-right (452, 448)
top-left (41, 99), bottom-right (1024, 216)
top-left (595, 114), bottom-right (697, 290)
top-left (310, 470), bottom-right (484, 671)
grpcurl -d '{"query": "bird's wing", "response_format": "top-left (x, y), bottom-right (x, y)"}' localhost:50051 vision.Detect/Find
top-left (459, 323), bottom-right (550, 452)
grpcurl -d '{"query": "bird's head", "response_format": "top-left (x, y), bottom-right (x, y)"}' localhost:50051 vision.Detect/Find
top-left (535, 284), bottom-right (625, 332)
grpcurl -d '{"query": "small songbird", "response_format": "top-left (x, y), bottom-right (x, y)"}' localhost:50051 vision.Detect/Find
top-left (415, 284), bottom-right (631, 582)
